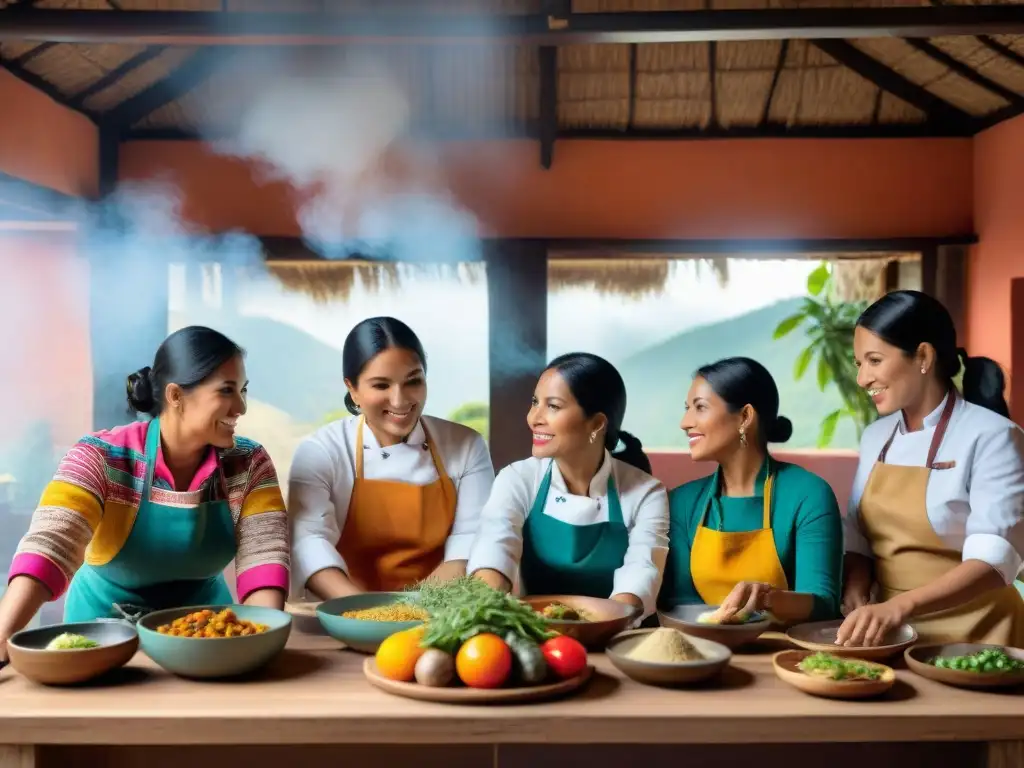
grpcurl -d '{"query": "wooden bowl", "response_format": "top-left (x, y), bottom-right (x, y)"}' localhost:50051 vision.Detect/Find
top-left (657, 604), bottom-right (771, 650)
top-left (522, 595), bottom-right (640, 650)
top-left (786, 619), bottom-right (917, 660)
top-left (317, 592), bottom-right (425, 654)
top-left (773, 650), bottom-right (896, 699)
top-left (7, 620), bottom-right (139, 685)
top-left (137, 605), bottom-right (291, 679)
top-left (905, 643), bottom-right (1024, 690)
top-left (605, 628), bottom-right (731, 687)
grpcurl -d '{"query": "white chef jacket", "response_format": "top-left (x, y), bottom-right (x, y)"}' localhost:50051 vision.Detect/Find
top-left (844, 393), bottom-right (1024, 584)
top-left (289, 414), bottom-right (495, 593)
top-left (466, 452), bottom-right (669, 616)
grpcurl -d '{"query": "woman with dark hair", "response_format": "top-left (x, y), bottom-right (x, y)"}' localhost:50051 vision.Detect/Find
top-left (289, 317), bottom-right (494, 599)
top-left (468, 353), bottom-right (668, 617)
top-left (0, 326), bottom-right (289, 651)
top-left (839, 290), bottom-right (1024, 647)
top-left (659, 357), bottom-right (842, 624)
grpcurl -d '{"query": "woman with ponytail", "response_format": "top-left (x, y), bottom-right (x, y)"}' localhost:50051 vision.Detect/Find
top-left (0, 326), bottom-right (290, 660)
top-left (469, 353), bottom-right (669, 619)
top-left (659, 357), bottom-right (843, 624)
top-left (288, 317), bottom-right (494, 600)
top-left (839, 290), bottom-right (1024, 647)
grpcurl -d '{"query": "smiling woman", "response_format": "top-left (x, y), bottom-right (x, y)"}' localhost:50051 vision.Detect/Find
top-left (288, 316), bottom-right (495, 599)
top-left (0, 326), bottom-right (291, 662)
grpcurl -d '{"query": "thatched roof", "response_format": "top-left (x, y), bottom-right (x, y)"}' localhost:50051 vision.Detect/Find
top-left (264, 252), bottom-right (914, 302)
top-left (2, 0), bottom-right (1024, 140)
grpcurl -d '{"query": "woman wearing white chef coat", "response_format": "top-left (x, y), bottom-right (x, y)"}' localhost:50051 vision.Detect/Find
top-left (468, 352), bottom-right (669, 617)
top-left (289, 317), bottom-right (495, 599)
top-left (838, 290), bottom-right (1024, 648)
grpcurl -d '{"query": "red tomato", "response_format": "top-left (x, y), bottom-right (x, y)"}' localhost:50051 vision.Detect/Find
top-left (541, 636), bottom-right (588, 679)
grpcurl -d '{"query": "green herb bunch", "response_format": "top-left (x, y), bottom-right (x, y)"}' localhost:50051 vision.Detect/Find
top-left (401, 576), bottom-right (555, 655)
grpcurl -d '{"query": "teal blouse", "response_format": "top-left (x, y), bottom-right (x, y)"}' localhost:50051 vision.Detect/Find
top-left (658, 458), bottom-right (843, 621)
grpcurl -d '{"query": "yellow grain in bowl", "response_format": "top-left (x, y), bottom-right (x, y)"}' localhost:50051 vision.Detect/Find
top-left (341, 604), bottom-right (429, 622)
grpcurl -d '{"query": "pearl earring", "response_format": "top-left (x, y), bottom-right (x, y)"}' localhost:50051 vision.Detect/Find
top-left (921, 367), bottom-right (927, 374)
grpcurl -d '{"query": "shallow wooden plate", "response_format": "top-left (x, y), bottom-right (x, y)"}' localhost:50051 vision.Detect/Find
top-left (363, 657), bottom-right (594, 704)
top-left (772, 650), bottom-right (895, 699)
top-left (905, 643), bottom-right (1024, 690)
top-left (786, 619), bottom-right (917, 660)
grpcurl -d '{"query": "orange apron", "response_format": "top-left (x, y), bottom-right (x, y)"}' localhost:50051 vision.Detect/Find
top-left (859, 394), bottom-right (1024, 646)
top-left (690, 461), bottom-right (790, 605)
top-left (337, 416), bottom-right (457, 592)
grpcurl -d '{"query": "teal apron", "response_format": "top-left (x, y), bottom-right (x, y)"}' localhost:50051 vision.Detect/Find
top-left (63, 418), bottom-right (237, 623)
top-left (519, 461), bottom-right (629, 597)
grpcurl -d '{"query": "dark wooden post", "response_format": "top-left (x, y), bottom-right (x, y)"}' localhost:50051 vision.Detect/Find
top-left (484, 240), bottom-right (548, 471)
top-left (1011, 278), bottom-right (1024, 426)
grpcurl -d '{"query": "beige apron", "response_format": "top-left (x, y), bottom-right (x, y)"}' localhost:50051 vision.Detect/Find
top-left (859, 393), bottom-right (1024, 646)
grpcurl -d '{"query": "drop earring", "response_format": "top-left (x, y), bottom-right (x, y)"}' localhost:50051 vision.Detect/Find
top-left (589, 431), bottom-right (598, 444)
top-left (739, 427), bottom-right (747, 448)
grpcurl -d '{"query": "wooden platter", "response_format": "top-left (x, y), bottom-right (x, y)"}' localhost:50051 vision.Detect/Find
top-left (363, 657), bottom-right (595, 704)
top-left (786, 619), bottom-right (917, 660)
top-left (905, 644), bottom-right (1024, 690)
top-left (772, 650), bottom-right (896, 700)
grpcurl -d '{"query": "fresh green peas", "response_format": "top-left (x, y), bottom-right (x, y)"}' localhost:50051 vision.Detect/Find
top-left (929, 648), bottom-right (1024, 674)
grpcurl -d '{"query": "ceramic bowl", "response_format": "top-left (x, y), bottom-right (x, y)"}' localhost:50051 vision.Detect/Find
top-left (657, 604), bottom-right (771, 649)
top-left (905, 643), bottom-right (1024, 689)
top-left (605, 628), bottom-right (732, 686)
top-left (285, 601), bottom-right (326, 635)
top-left (522, 595), bottom-right (641, 650)
top-left (773, 650), bottom-right (896, 699)
top-left (786, 619), bottom-right (917, 660)
top-left (316, 592), bottom-right (425, 654)
top-left (7, 620), bottom-right (139, 685)
top-left (137, 605), bottom-right (291, 678)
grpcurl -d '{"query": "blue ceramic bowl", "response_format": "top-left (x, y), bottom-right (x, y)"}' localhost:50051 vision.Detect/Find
top-left (317, 592), bottom-right (424, 654)
top-left (137, 605), bottom-right (292, 679)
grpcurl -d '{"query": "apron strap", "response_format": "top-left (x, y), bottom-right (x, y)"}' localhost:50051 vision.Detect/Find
top-left (877, 391), bottom-right (957, 468)
top-left (421, 420), bottom-right (454, 512)
top-left (355, 416), bottom-right (366, 480)
top-left (698, 459), bottom-right (776, 531)
top-left (605, 473), bottom-right (625, 526)
top-left (143, 418), bottom-right (161, 499)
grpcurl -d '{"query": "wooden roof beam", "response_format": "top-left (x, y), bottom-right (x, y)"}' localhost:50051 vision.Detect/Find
top-left (69, 46), bottom-right (166, 109)
top-left (5, 6), bottom-right (1024, 45)
top-left (811, 39), bottom-right (972, 133)
top-left (905, 38), bottom-right (1024, 108)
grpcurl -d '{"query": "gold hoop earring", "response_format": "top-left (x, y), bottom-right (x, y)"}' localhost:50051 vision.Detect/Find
top-left (739, 427), bottom-right (747, 448)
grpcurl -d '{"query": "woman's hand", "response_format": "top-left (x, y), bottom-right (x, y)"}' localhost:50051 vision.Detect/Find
top-left (840, 586), bottom-right (872, 616)
top-left (472, 568), bottom-right (511, 593)
top-left (834, 598), bottom-right (909, 647)
top-left (714, 581), bottom-right (774, 622)
top-left (426, 560), bottom-right (467, 584)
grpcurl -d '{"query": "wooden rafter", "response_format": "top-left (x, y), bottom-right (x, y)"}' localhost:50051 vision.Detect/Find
top-left (4, 6), bottom-right (1024, 45)
top-left (811, 39), bottom-right (971, 131)
top-left (905, 38), bottom-right (1024, 107)
top-left (538, 46), bottom-right (556, 169)
top-left (760, 40), bottom-right (788, 126)
top-left (69, 46), bottom-right (166, 109)
top-left (102, 47), bottom-right (229, 131)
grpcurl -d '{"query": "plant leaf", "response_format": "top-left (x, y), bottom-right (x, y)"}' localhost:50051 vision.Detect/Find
top-left (818, 409), bottom-right (843, 448)
top-left (817, 356), bottom-right (832, 391)
top-left (807, 263), bottom-right (831, 297)
top-left (773, 313), bottom-right (804, 339)
top-left (794, 346), bottom-right (814, 380)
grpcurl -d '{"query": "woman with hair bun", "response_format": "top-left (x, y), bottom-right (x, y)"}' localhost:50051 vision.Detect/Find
top-left (289, 317), bottom-right (494, 599)
top-left (0, 326), bottom-right (290, 655)
top-left (660, 357), bottom-right (843, 624)
top-left (469, 353), bottom-right (669, 618)
top-left (839, 290), bottom-right (1024, 647)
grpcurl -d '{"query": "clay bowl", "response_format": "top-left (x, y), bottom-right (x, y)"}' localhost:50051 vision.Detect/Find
top-left (773, 650), bottom-right (896, 699)
top-left (905, 643), bottom-right (1024, 690)
top-left (522, 595), bottom-right (641, 650)
top-left (606, 628), bottom-right (731, 687)
top-left (7, 620), bottom-right (139, 685)
top-left (786, 619), bottom-right (917, 661)
top-left (657, 604), bottom-right (771, 650)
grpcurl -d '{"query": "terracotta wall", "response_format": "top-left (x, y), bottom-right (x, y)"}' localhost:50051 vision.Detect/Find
top-left (119, 138), bottom-right (974, 239)
top-left (971, 115), bottom-right (1024, 411)
top-left (0, 70), bottom-right (97, 198)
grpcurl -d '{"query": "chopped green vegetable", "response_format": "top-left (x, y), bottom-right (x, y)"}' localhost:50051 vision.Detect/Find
top-left (401, 577), bottom-right (555, 655)
top-left (798, 651), bottom-right (884, 681)
top-left (46, 633), bottom-right (100, 650)
top-left (930, 648), bottom-right (1024, 674)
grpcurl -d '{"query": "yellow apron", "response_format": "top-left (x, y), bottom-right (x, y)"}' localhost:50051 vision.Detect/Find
top-left (859, 393), bottom-right (1024, 646)
top-left (336, 416), bottom-right (456, 592)
top-left (690, 461), bottom-right (789, 605)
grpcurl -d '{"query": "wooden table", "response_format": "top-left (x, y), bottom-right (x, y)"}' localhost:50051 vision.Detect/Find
top-left (1, 630), bottom-right (1022, 768)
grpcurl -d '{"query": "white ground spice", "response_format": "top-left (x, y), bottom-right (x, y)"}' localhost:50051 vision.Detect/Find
top-left (626, 628), bottom-right (704, 663)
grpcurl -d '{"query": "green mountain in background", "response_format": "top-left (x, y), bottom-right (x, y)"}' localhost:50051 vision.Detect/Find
top-left (617, 298), bottom-right (859, 450)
